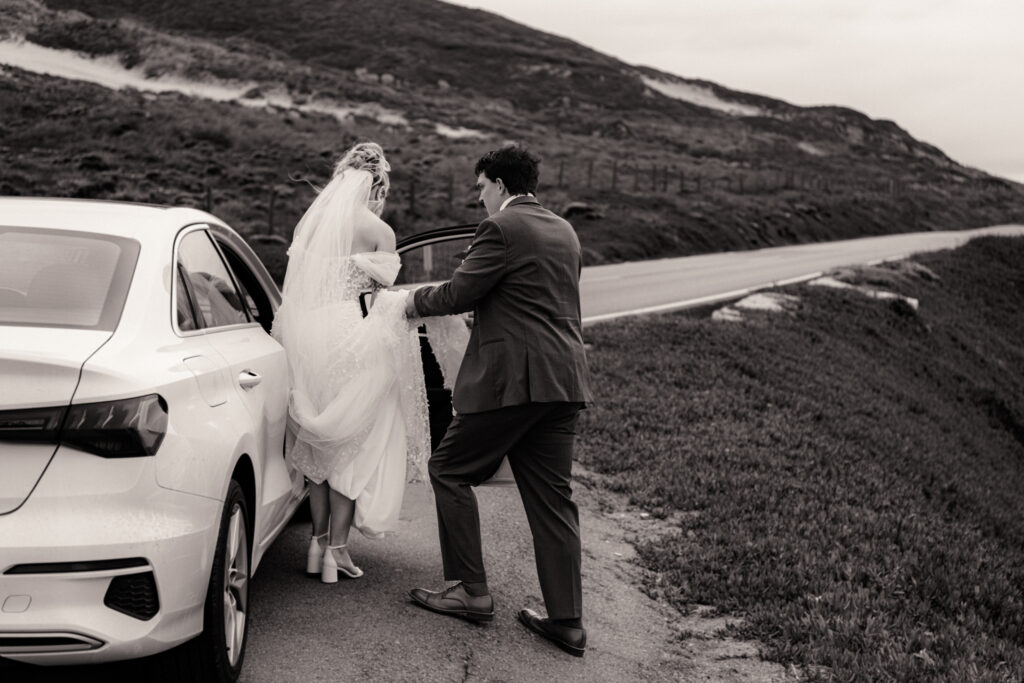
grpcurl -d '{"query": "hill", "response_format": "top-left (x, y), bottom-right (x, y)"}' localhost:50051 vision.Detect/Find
top-left (2, 0), bottom-right (1023, 277)
top-left (578, 235), bottom-right (1024, 679)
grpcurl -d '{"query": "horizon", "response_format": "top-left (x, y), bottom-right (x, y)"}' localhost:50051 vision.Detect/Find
top-left (447, 0), bottom-right (1024, 184)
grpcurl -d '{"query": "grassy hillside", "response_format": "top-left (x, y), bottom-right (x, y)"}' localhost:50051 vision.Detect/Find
top-left (577, 236), bottom-right (1024, 679)
top-left (2, 0), bottom-right (1023, 280)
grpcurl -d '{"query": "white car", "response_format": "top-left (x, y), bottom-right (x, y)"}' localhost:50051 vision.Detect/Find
top-left (0, 198), bottom-right (306, 680)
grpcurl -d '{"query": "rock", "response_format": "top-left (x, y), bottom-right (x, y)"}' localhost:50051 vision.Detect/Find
top-left (894, 260), bottom-right (940, 282)
top-left (712, 306), bottom-right (744, 322)
top-left (563, 202), bottom-right (604, 220)
top-left (809, 276), bottom-right (919, 310)
top-left (734, 292), bottom-right (800, 312)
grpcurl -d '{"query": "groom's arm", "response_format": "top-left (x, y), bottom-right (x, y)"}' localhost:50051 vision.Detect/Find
top-left (410, 219), bottom-right (507, 317)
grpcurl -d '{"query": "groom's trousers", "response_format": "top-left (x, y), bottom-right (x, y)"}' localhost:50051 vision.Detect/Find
top-left (428, 401), bottom-right (583, 620)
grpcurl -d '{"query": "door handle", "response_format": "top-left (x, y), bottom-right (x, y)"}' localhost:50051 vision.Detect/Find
top-left (238, 370), bottom-right (262, 390)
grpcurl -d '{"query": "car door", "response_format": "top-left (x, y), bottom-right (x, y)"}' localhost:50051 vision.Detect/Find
top-left (396, 224), bottom-right (515, 486)
top-left (210, 229), bottom-right (306, 550)
top-left (395, 225), bottom-right (476, 447)
top-left (395, 225), bottom-right (477, 289)
top-left (175, 227), bottom-right (295, 562)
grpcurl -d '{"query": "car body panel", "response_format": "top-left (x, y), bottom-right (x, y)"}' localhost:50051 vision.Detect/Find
top-left (0, 328), bottom-right (110, 410)
top-left (0, 443), bottom-right (59, 515)
top-left (203, 325), bottom-right (294, 563)
top-left (0, 450), bottom-right (221, 664)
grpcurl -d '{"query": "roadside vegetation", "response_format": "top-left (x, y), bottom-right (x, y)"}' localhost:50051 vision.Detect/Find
top-left (577, 237), bottom-right (1024, 680)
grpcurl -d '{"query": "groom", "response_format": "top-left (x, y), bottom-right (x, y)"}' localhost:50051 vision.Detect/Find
top-left (405, 146), bottom-right (593, 656)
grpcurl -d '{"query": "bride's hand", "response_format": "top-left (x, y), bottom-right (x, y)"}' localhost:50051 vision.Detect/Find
top-left (404, 293), bottom-right (420, 319)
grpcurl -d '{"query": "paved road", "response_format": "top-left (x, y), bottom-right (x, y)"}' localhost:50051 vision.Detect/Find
top-left (581, 224), bottom-right (1024, 323)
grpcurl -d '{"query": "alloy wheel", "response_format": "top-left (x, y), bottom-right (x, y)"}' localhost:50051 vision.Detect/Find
top-left (223, 504), bottom-right (249, 667)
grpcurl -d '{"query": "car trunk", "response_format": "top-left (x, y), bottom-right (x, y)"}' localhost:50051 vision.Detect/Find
top-left (0, 327), bottom-right (111, 514)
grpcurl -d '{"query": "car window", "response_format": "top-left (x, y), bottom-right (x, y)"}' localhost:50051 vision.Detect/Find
top-left (215, 241), bottom-right (274, 334)
top-left (0, 228), bottom-right (139, 330)
top-left (176, 230), bottom-right (249, 329)
top-left (394, 235), bottom-right (475, 286)
top-left (175, 263), bottom-right (200, 331)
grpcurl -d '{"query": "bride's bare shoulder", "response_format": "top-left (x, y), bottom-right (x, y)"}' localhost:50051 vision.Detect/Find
top-left (366, 209), bottom-right (396, 252)
top-left (376, 218), bottom-right (396, 253)
top-left (353, 207), bottom-right (396, 253)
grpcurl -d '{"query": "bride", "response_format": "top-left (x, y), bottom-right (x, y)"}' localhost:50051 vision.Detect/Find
top-left (272, 142), bottom-right (446, 582)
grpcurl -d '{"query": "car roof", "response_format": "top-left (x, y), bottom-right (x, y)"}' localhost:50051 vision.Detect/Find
top-left (0, 197), bottom-right (223, 239)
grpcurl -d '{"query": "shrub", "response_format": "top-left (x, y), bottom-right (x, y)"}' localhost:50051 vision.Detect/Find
top-left (27, 19), bottom-right (142, 68)
top-left (578, 237), bottom-right (1024, 680)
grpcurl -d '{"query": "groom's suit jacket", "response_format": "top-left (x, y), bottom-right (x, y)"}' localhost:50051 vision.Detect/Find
top-left (413, 196), bottom-right (593, 414)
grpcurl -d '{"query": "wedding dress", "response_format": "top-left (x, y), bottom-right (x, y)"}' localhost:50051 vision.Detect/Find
top-left (272, 169), bottom-right (468, 538)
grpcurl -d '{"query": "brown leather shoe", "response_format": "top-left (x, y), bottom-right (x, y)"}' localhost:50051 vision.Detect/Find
top-left (409, 583), bottom-right (494, 623)
top-left (517, 608), bottom-right (586, 656)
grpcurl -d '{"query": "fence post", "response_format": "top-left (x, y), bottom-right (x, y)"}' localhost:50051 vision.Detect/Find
top-left (267, 187), bottom-right (276, 235)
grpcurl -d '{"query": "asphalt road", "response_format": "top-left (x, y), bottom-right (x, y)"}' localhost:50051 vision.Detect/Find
top-left (580, 224), bottom-right (1024, 323)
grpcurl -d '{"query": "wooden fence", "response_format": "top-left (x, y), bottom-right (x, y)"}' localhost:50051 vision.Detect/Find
top-left (201, 158), bottom-right (1017, 236)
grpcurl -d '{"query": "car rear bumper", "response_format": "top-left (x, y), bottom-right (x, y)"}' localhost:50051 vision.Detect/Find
top-left (0, 448), bottom-right (222, 665)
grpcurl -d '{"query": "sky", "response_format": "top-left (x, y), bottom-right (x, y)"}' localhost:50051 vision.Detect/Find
top-left (447, 0), bottom-right (1024, 183)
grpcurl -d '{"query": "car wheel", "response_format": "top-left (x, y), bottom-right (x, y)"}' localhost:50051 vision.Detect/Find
top-left (159, 479), bottom-right (250, 683)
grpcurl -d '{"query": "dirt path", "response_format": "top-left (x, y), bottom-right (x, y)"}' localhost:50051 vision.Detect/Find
top-left (241, 463), bottom-right (798, 682)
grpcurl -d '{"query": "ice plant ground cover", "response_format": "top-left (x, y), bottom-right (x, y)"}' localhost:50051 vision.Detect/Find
top-left (577, 236), bottom-right (1024, 680)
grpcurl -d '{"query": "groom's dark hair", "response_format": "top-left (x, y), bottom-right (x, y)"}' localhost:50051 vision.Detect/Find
top-left (474, 146), bottom-right (540, 195)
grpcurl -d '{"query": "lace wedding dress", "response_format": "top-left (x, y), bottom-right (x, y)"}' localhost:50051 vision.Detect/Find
top-left (271, 169), bottom-right (467, 538)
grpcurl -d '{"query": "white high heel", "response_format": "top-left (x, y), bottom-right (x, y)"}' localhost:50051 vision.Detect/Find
top-left (306, 533), bottom-right (327, 575)
top-left (321, 544), bottom-right (364, 583)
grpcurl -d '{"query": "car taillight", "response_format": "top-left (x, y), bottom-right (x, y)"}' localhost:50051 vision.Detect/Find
top-left (62, 394), bottom-right (168, 457)
top-left (0, 394), bottom-right (168, 458)
top-left (0, 406), bottom-right (64, 442)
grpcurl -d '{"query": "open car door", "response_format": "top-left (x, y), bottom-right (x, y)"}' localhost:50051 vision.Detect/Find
top-left (396, 225), bottom-right (515, 487)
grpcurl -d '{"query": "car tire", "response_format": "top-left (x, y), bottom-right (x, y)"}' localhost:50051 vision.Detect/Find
top-left (158, 479), bottom-right (251, 683)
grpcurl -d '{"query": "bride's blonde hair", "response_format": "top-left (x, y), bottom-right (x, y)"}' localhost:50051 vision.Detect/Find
top-left (334, 142), bottom-right (391, 206)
